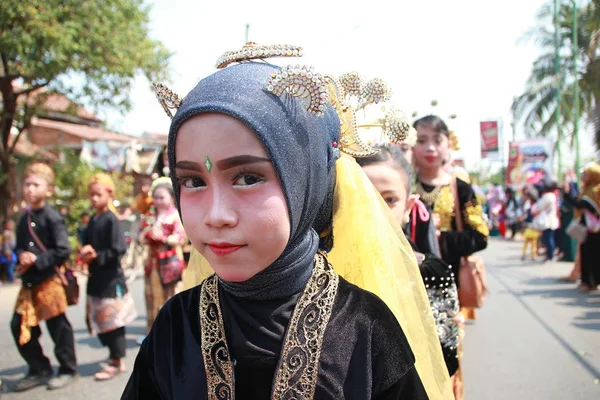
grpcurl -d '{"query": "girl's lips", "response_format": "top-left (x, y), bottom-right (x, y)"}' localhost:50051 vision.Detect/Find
top-left (424, 155), bottom-right (437, 163)
top-left (208, 243), bottom-right (244, 257)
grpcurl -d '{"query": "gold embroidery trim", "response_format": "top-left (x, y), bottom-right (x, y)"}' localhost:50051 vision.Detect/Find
top-left (433, 185), bottom-right (455, 232)
top-left (463, 200), bottom-right (490, 238)
top-left (199, 253), bottom-right (339, 400)
top-left (199, 274), bottom-right (235, 400)
top-left (271, 253), bottom-right (338, 399)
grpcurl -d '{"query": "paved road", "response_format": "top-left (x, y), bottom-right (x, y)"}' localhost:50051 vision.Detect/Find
top-left (0, 238), bottom-right (598, 399)
top-left (462, 238), bottom-right (600, 399)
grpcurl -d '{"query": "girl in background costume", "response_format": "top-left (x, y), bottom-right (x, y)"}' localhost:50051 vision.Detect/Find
top-left (124, 43), bottom-right (452, 399)
top-left (563, 164), bottom-right (600, 292)
top-left (82, 173), bottom-right (137, 380)
top-left (137, 177), bottom-right (186, 344)
top-left (357, 145), bottom-right (460, 379)
top-left (412, 115), bottom-right (489, 399)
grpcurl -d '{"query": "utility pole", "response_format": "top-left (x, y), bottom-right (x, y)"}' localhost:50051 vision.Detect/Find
top-left (554, 0), bottom-right (563, 181)
top-left (245, 24), bottom-right (250, 43)
top-left (571, 0), bottom-right (581, 180)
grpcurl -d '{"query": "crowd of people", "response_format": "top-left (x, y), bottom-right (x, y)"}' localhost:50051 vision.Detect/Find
top-left (3, 42), bottom-right (599, 400)
top-left (482, 168), bottom-right (600, 293)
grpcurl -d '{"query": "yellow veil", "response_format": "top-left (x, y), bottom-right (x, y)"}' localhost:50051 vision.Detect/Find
top-left (182, 156), bottom-right (452, 400)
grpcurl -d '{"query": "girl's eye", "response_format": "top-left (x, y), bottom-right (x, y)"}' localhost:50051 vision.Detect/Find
top-left (384, 197), bottom-right (399, 206)
top-left (233, 173), bottom-right (264, 186)
top-left (180, 176), bottom-right (206, 189)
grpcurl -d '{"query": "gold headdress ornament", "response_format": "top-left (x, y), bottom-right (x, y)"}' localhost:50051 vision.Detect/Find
top-left (151, 42), bottom-right (415, 157)
top-left (449, 130), bottom-right (460, 151)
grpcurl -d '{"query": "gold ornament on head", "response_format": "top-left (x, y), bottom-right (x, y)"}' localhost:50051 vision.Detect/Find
top-left (216, 42), bottom-right (303, 69)
top-left (449, 130), bottom-right (460, 151)
top-left (338, 71), bottom-right (362, 98)
top-left (152, 83), bottom-right (183, 119)
top-left (357, 78), bottom-right (392, 110)
top-left (266, 65), bottom-right (330, 117)
top-left (383, 108), bottom-right (417, 146)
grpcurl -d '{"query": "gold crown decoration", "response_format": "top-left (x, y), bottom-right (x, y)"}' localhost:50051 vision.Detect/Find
top-left (357, 78), bottom-right (392, 111)
top-left (325, 78), bottom-right (378, 157)
top-left (383, 108), bottom-right (417, 146)
top-left (216, 42), bottom-right (303, 69)
top-left (449, 130), bottom-right (460, 151)
top-left (338, 72), bottom-right (362, 98)
top-left (152, 83), bottom-right (183, 119)
top-left (266, 65), bottom-right (330, 117)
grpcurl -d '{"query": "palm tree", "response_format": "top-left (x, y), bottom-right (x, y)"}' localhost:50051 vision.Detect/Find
top-left (512, 0), bottom-right (600, 156)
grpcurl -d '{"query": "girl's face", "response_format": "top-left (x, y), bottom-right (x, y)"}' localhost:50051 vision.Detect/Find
top-left (361, 162), bottom-right (416, 225)
top-left (88, 183), bottom-right (112, 212)
top-left (175, 113), bottom-right (291, 282)
top-left (413, 124), bottom-right (450, 171)
top-left (152, 187), bottom-right (174, 212)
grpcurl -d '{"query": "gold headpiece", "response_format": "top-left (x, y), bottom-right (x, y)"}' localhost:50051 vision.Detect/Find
top-left (216, 42), bottom-right (303, 69)
top-left (449, 130), bottom-right (460, 151)
top-left (151, 43), bottom-right (414, 157)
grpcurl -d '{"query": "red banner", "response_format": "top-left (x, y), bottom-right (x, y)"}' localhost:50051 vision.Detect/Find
top-left (480, 121), bottom-right (499, 158)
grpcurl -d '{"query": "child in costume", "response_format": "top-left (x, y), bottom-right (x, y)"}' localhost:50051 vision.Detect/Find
top-left (137, 177), bottom-right (186, 345)
top-left (1, 219), bottom-right (17, 283)
top-left (10, 162), bottom-right (78, 392)
top-left (82, 173), bottom-right (137, 380)
top-left (521, 189), bottom-right (540, 261)
top-left (358, 145), bottom-right (460, 378)
top-left (123, 43), bottom-right (452, 399)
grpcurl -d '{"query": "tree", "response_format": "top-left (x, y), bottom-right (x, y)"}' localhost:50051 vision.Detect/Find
top-left (0, 0), bottom-right (170, 216)
top-left (512, 1), bottom-right (600, 154)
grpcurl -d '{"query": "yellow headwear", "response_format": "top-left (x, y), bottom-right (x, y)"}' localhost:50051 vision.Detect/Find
top-left (582, 163), bottom-right (600, 205)
top-left (160, 43), bottom-right (452, 400)
top-left (24, 162), bottom-right (55, 185)
top-left (89, 173), bottom-right (118, 214)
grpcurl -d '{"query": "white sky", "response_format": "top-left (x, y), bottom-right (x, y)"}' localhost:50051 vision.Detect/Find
top-left (102, 0), bottom-right (596, 171)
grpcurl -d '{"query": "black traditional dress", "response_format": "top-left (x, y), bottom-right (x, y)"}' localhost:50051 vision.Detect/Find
top-left (122, 254), bottom-right (428, 400)
top-left (413, 178), bottom-right (489, 287)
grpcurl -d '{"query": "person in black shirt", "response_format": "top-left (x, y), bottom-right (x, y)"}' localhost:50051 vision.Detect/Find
top-left (81, 173), bottom-right (136, 381)
top-left (10, 162), bottom-right (78, 392)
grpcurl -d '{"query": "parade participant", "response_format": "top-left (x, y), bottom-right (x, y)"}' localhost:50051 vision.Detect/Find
top-left (521, 189), bottom-right (541, 261)
top-left (357, 144), bottom-right (460, 378)
top-left (1, 219), bottom-right (17, 283)
top-left (564, 164), bottom-right (600, 292)
top-left (123, 43), bottom-right (452, 399)
top-left (136, 177), bottom-right (186, 345)
top-left (533, 182), bottom-right (560, 262)
top-left (82, 173), bottom-right (137, 380)
top-left (412, 115), bottom-right (488, 278)
top-left (412, 115), bottom-right (489, 399)
top-left (10, 162), bottom-right (78, 392)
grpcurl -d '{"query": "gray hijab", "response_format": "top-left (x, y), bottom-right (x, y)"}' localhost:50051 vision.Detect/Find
top-left (168, 62), bottom-right (340, 299)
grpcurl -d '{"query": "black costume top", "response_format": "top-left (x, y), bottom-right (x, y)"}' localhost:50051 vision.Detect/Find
top-left (15, 204), bottom-right (70, 288)
top-left (413, 178), bottom-right (488, 286)
top-left (84, 211), bottom-right (128, 298)
top-left (122, 271), bottom-right (429, 399)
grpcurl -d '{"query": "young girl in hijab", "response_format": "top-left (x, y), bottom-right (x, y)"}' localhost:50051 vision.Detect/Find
top-left (357, 145), bottom-right (460, 379)
top-left (82, 173), bottom-right (137, 381)
top-left (137, 177), bottom-right (186, 344)
top-left (123, 44), bottom-right (450, 399)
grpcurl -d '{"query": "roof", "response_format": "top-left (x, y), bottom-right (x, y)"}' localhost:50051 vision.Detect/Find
top-left (39, 93), bottom-right (101, 123)
top-left (31, 118), bottom-right (136, 143)
top-left (10, 135), bottom-right (58, 161)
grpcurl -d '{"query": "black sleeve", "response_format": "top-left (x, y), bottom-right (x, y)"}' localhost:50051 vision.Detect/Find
top-left (95, 214), bottom-right (128, 268)
top-left (371, 303), bottom-right (428, 399)
top-left (15, 214), bottom-right (28, 257)
top-left (121, 336), bottom-right (162, 400)
top-left (34, 213), bottom-right (70, 270)
top-left (562, 189), bottom-right (579, 206)
top-left (374, 366), bottom-right (429, 400)
top-left (440, 179), bottom-right (488, 259)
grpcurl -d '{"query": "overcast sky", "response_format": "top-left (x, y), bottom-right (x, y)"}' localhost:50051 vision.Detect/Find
top-left (101, 0), bottom-right (595, 171)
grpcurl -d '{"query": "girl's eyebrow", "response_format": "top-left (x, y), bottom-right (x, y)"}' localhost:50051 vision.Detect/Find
top-left (175, 155), bottom-right (270, 172)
